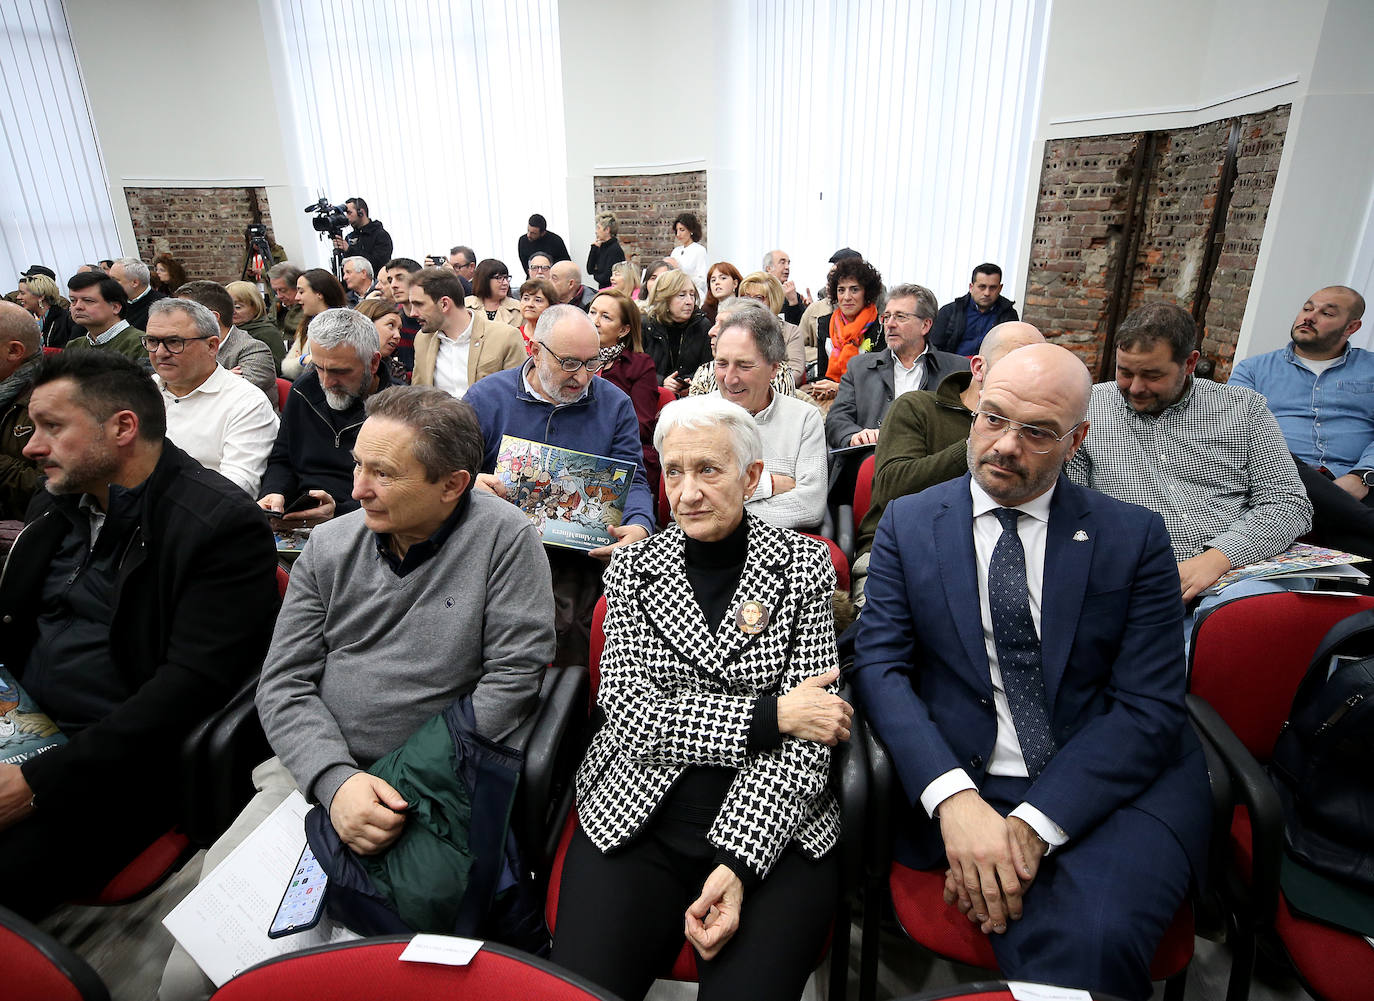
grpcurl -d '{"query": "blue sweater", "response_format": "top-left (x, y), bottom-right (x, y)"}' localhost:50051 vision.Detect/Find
top-left (464, 364), bottom-right (656, 533)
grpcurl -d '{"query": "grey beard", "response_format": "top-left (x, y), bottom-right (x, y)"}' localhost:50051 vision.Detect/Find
top-left (324, 387), bottom-right (360, 411)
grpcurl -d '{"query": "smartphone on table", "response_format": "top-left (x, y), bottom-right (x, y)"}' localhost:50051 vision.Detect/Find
top-left (267, 843), bottom-right (328, 938)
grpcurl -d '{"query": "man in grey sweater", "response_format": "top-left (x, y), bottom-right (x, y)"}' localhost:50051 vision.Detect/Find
top-left (162, 385), bottom-right (555, 1001)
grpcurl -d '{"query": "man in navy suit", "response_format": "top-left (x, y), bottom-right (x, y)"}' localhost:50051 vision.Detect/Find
top-left (854, 343), bottom-right (1210, 1001)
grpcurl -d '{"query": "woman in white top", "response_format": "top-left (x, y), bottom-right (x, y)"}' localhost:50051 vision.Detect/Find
top-left (669, 212), bottom-right (708, 300)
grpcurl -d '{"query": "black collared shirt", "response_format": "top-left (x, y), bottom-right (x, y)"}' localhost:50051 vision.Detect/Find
top-left (372, 490), bottom-right (471, 578)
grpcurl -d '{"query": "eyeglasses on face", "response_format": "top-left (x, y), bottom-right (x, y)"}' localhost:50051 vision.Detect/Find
top-left (880, 310), bottom-right (919, 325)
top-left (538, 341), bottom-right (605, 373)
top-left (141, 334), bottom-right (211, 354)
top-left (971, 411), bottom-right (1082, 454)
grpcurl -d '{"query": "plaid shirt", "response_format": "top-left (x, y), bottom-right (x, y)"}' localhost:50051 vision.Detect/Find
top-left (1067, 378), bottom-right (1312, 568)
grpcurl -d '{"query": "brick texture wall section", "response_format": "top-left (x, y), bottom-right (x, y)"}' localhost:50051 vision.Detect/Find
top-left (124, 186), bottom-right (279, 285)
top-left (593, 171), bottom-right (707, 284)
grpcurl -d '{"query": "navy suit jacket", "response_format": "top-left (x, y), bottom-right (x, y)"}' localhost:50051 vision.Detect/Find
top-left (853, 474), bottom-right (1210, 876)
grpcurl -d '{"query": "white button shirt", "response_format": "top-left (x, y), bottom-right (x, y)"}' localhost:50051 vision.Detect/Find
top-left (434, 314), bottom-right (474, 398)
top-left (891, 345), bottom-right (930, 400)
top-left (159, 364), bottom-right (280, 496)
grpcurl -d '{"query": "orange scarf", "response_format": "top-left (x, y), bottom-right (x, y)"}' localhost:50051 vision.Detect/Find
top-left (825, 303), bottom-right (877, 381)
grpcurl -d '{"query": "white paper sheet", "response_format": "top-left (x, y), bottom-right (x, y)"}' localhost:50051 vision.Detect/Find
top-left (398, 934), bottom-right (483, 966)
top-left (1007, 983), bottom-right (1094, 1001)
top-left (162, 790), bottom-right (360, 987)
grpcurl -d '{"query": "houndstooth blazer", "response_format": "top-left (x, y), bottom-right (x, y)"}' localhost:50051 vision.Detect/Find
top-left (574, 514), bottom-right (841, 880)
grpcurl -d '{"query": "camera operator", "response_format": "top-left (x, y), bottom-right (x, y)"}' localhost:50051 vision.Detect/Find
top-left (330, 197), bottom-right (393, 274)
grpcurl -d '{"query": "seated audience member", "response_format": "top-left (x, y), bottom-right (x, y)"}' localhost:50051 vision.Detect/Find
top-left (611, 259), bottom-right (640, 301)
top-left (518, 213), bottom-right (571, 277)
top-left (282, 268), bottom-right (348, 379)
top-left (712, 305), bottom-right (826, 530)
top-left (526, 250), bottom-right (555, 281)
top-left (226, 280), bottom-right (288, 374)
top-left (63, 271), bottom-right (148, 366)
top-left (688, 298), bottom-right (799, 403)
top-left (1229, 285), bottom-right (1374, 558)
top-left (341, 255), bottom-right (377, 305)
top-left (0, 351), bottom-right (278, 918)
top-left (798, 248), bottom-right (862, 383)
top-left (1069, 302), bottom-right (1312, 601)
top-left (763, 248), bottom-right (808, 325)
top-left (825, 282), bottom-right (968, 476)
top-left (151, 254), bottom-right (188, 297)
top-left (738, 271), bottom-right (806, 386)
top-left (447, 244), bottom-right (476, 295)
top-left (590, 289), bottom-right (661, 496)
top-left (815, 255), bottom-right (884, 396)
top-left (465, 305), bottom-right (654, 664)
top-left (550, 393), bottom-right (849, 1001)
top-left (639, 258), bottom-right (675, 304)
top-left (852, 322), bottom-right (1044, 603)
top-left (0, 301), bottom-right (42, 519)
top-left (669, 212), bottom-right (708, 299)
top-left (354, 297), bottom-right (407, 382)
top-left (409, 266), bottom-right (524, 398)
top-left (642, 268), bottom-right (711, 393)
top-left (145, 299), bottom-right (279, 496)
top-left (384, 257), bottom-right (424, 373)
top-left (929, 263), bottom-right (1020, 356)
top-left (97, 259), bottom-right (115, 271)
top-left (516, 278), bottom-right (559, 354)
top-left (703, 261), bottom-right (742, 323)
top-left (465, 258), bottom-right (522, 326)
top-left (854, 343), bottom-right (1210, 1001)
top-left (550, 260), bottom-right (597, 312)
top-left (259, 307), bottom-right (388, 523)
top-left (586, 212), bottom-right (625, 290)
top-left (108, 257), bottom-right (167, 332)
top-left (268, 262), bottom-right (304, 345)
top-left (17, 273), bottom-right (79, 349)
top-left (176, 280), bottom-right (277, 402)
top-left (161, 385), bottom-right (554, 1001)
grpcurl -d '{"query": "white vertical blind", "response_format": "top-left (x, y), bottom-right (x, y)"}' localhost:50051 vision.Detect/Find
top-left (272, 0), bottom-right (568, 270)
top-left (0, 0), bottom-right (121, 284)
top-left (746, 0), bottom-right (1048, 305)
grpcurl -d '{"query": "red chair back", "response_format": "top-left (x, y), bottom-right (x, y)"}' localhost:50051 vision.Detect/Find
top-left (656, 386), bottom-right (676, 412)
top-left (657, 471), bottom-right (671, 529)
top-left (0, 905), bottom-right (109, 1001)
top-left (210, 936), bottom-right (618, 1000)
top-left (588, 594), bottom-right (608, 707)
top-left (43, 345), bottom-right (63, 356)
top-left (801, 532), bottom-right (850, 592)
top-left (275, 565), bottom-right (290, 599)
top-left (1189, 591), bottom-right (1374, 760)
top-left (853, 453), bottom-right (875, 534)
top-left (275, 377), bottom-right (291, 411)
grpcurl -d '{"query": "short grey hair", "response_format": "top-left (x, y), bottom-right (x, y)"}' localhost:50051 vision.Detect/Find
top-left (886, 282), bottom-right (938, 323)
top-left (761, 250), bottom-right (781, 270)
top-left (113, 257), bottom-right (150, 287)
top-left (716, 303), bottom-right (787, 366)
top-left (342, 256), bottom-right (373, 279)
top-left (306, 306), bottom-right (380, 361)
top-left (595, 212), bottom-right (618, 237)
top-left (534, 303), bottom-right (594, 343)
top-left (268, 262), bottom-right (303, 285)
top-left (365, 385), bottom-right (484, 482)
top-left (654, 394), bottom-right (763, 477)
top-left (148, 297), bottom-right (219, 341)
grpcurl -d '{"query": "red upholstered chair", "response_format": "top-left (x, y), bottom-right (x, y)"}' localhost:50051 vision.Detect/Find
top-left (802, 531), bottom-right (851, 593)
top-left (275, 564), bottom-right (289, 598)
top-left (0, 904), bottom-right (110, 1001)
top-left (209, 936), bottom-right (620, 1000)
top-left (1186, 590), bottom-right (1374, 1001)
top-left (275, 377), bottom-right (291, 411)
top-left (835, 453), bottom-right (875, 562)
top-left (656, 386), bottom-right (677, 411)
top-left (43, 345), bottom-right (63, 356)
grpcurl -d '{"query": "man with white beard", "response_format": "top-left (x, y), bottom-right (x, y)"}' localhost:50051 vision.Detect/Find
top-left (257, 308), bottom-right (391, 524)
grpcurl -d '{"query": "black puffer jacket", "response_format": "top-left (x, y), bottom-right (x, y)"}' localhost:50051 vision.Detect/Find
top-left (643, 310), bottom-right (712, 384)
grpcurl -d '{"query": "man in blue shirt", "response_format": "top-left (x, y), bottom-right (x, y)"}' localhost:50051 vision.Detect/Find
top-left (929, 264), bottom-right (1020, 356)
top-left (1230, 285), bottom-right (1373, 556)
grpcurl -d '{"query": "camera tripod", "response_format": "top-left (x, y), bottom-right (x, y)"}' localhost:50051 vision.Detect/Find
top-left (240, 227), bottom-right (277, 284)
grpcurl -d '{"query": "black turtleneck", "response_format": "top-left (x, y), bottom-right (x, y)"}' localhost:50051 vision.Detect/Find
top-left (684, 514), bottom-right (749, 630)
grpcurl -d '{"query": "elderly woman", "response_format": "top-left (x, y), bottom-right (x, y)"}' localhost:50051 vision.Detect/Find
top-left (641, 268), bottom-right (711, 394)
top-left (738, 271), bottom-right (806, 386)
top-left (586, 212), bottom-right (626, 290)
top-left (669, 212), bottom-right (708, 299)
top-left (226, 280), bottom-right (287, 373)
top-left (709, 305), bottom-right (827, 530)
top-left (590, 289), bottom-right (660, 496)
top-left (516, 278), bottom-right (559, 355)
top-left (465, 259), bottom-right (521, 326)
top-left (283, 268), bottom-right (347, 378)
top-left (702, 262), bottom-right (742, 324)
top-left (550, 393), bottom-right (849, 1001)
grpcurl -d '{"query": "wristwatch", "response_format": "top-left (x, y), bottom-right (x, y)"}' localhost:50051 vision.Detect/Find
top-left (1355, 469), bottom-right (1374, 487)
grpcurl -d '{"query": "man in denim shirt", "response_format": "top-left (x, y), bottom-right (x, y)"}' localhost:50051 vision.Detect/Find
top-left (1230, 285), bottom-right (1374, 556)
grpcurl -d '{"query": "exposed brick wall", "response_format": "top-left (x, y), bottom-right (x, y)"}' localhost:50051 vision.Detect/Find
top-left (593, 171), bottom-right (707, 282)
top-left (124, 186), bottom-right (280, 285)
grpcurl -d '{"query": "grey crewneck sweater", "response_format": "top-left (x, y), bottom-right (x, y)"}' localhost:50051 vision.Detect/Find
top-left (256, 491), bottom-right (555, 809)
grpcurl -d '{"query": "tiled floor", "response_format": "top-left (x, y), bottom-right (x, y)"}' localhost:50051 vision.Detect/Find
top-left (40, 853), bottom-right (1315, 1001)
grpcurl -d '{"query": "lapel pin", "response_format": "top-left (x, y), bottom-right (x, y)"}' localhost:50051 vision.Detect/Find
top-left (736, 599), bottom-right (770, 635)
top-left (1073, 530), bottom-right (1089, 542)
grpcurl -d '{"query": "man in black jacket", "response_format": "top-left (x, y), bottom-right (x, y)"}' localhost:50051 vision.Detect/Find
top-left (331, 197), bottom-right (394, 275)
top-left (929, 263), bottom-right (1019, 356)
top-left (0, 351), bottom-right (279, 917)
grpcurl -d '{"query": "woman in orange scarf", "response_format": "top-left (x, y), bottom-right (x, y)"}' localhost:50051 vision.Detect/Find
top-left (806, 257), bottom-right (884, 401)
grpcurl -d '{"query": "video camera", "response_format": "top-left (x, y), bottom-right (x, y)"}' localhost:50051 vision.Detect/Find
top-left (303, 198), bottom-right (348, 239)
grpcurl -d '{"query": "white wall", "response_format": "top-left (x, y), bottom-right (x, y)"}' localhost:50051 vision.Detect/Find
top-left (64, 0), bottom-right (316, 264)
top-left (1019, 0), bottom-right (1374, 362)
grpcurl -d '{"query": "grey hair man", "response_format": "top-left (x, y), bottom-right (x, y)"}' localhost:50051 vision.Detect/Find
top-left (268, 262), bottom-right (305, 342)
top-left (341, 256), bottom-right (376, 303)
top-left (109, 256), bottom-right (166, 331)
top-left (174, 280), bottom-right (277, 402)
top-left (763, 249), bottom-right (809, 324)
top-left (258, 307), bottom-right (386, 524)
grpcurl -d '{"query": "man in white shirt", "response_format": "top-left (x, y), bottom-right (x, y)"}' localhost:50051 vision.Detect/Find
top-left (145, 299), bottom-right (279, 496)
top-left (174, 281), bottom-right (278, 404)
top-left (408, 267), bottom-right (524, 398)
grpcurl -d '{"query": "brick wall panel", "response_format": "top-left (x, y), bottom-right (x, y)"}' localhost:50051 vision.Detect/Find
top-left (123, 186), bottom-right (279, 285)
top-left (592, 171), bottom-right (707, 283)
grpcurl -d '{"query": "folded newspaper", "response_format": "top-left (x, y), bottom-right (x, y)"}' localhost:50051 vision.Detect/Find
top-left (1206, 542), bottom-right (1369, 593)
top-left (493, 435), bottom-right (635, 552)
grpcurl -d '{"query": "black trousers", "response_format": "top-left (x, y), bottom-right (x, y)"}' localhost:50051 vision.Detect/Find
top-left (550, 820), bottom-right (838, 1001)
top-left (1295, 458), bottom-right (1374, 559)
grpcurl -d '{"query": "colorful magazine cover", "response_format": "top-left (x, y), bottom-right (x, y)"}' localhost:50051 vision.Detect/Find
top-left (1207, 542), bottom-right (1370, 593)
top-left (494, 435), bottom-right (636, 552)
top-left (0, 667), bottom-right (66, 766)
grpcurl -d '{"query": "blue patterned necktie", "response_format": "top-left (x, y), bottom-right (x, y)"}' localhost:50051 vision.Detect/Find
top-left (989, 508), bottom-right (1056, 776)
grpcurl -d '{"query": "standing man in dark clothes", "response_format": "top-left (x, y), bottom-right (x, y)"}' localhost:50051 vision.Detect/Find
top-left (331, 197), bottom-right (394, 275)
top-left (929, 264), bottom-right (1020, 356)
top-left (517, 213), bottom-right (571, 277)
top-left (0, 351), bottom-right (278, 918)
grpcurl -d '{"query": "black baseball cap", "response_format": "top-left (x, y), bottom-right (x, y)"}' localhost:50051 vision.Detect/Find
top-left (20, 265), bottom-right (55, 280)
top-left (828, 248), bottom-right (862, 264)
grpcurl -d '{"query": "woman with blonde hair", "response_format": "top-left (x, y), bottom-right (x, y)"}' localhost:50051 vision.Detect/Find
top-left (226, 280), bottom-right (287, 373)
top-left (641, 268), bottom-right (711, 394)
top-left (586, 212), bottom-right (626, 289)
top-left (17, 274), bottom-right (79, 348)
top-left (611, 259), bottom-right (640, 300)
top-left (738, 271), bottom-right (806, 387)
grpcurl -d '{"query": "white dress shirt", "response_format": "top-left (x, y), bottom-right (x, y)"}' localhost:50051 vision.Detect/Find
top-left (891, 345), bottom-right (931, 399)
top-left (159, 364), bottom-right (280, 496)
top-left (918, 478), bottom-right (1070, 851)
top-left (434, 313), bottom-right (473, 398)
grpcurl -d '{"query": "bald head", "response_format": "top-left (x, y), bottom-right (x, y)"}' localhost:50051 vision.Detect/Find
top-left (978, 321), bottom-right (1046, 373)
top-left (0, 301), bottom-right (40, 380)
top-left (986, 342), bottom-right (1092, 425)
top-left (532, 304), bottom-right (598, 404)
top-left (550, 261), bottom-right (583, 303)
